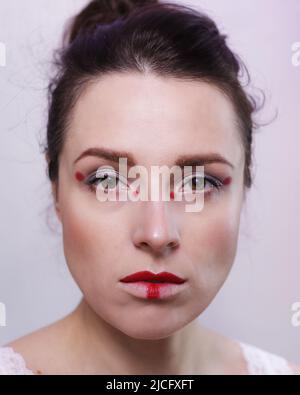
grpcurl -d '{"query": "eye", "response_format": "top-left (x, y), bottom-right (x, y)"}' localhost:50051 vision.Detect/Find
top-left (180, 173), bottom-right (223, 194)
top-left (84, 169), bottom-right (128, 192)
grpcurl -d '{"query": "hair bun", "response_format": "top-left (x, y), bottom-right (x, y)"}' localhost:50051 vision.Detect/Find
top-left (65, 0), bottom-right (159, 45)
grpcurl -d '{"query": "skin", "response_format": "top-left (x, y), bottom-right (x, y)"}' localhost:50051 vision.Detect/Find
top-left (8, 73), bottom-right (300, 374)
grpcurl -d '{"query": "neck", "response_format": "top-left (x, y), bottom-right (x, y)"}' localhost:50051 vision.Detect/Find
top-left (68, 298), bottom-right (208, 374)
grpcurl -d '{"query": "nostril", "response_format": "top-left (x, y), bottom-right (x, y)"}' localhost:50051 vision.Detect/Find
top-left (168, 240), bottom-right (179, 249)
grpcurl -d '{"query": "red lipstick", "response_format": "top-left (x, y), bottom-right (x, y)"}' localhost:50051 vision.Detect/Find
top-left (119, 271), bottom-right (187, 300)
top-left (120, 271), bottom-right (185, 284)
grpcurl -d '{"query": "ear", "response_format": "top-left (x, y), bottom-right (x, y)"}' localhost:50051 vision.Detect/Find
top-left (51, 182), bottom-right (62, 223)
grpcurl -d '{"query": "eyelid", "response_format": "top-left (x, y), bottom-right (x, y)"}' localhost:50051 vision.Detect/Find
top-left (85, 168), bottom-right (129, 186)
top-left (84, 168), bottom-right (226, 191)
top-left (183, 174), bottom-right (202, 182)
top-left (179, 173), bottom-right (223, 191)
top-left (180, 172), bottom-right (220, 183)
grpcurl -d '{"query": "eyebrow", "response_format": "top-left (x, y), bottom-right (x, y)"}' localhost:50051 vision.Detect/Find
top-left (73, 147), bottom-right (234, 169)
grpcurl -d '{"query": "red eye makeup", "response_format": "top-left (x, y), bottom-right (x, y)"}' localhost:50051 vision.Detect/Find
top-left (223, 176), bottom-right (232, 186)
top-left (75, 171), bottom-right (85, 182)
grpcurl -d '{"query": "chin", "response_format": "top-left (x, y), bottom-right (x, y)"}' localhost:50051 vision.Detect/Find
top-left (119, 325), bottom-right (181, 340)
top-left (113, 313), bottom-right (191, 340)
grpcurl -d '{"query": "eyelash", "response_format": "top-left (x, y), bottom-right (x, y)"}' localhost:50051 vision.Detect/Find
top-left (83, 171), bottom-right (225, 194)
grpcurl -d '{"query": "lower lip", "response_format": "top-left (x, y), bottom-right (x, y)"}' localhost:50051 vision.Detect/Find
top-left (118, 281), bottom-right (187, 300)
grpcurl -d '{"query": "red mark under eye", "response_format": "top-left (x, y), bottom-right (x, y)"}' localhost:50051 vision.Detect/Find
top-left (223, 176), bottom-right (232, 186)
top-left (132, 187), bottom-right (140, 197)
top-left (75, 171), bottom-right (85, 182)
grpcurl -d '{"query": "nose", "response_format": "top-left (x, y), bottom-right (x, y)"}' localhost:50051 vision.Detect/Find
top-left (132, 201), bottom-right (180, 257)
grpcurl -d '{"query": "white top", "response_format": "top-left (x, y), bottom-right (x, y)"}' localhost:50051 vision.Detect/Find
top-left (0, 341), bottom-right (296, 375)
top-left (0, 347), bottom-right (33, 375)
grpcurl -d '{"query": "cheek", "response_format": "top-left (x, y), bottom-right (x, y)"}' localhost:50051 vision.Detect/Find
top-left (185, 200), bottom-right (241, 295)
top-left (205, 216), bottom-right (239, 266)
top-left (59, 197), bottom-right (122, 288)
top-left (202, 190), bottom-right (243, 264)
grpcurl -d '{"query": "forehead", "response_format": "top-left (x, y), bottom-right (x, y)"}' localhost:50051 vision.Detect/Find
top-left (65, 73), bottom-right (243, 166)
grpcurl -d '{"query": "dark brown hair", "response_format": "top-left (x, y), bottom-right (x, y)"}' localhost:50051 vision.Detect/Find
top-left (44, 0), bottom-right (264, 190)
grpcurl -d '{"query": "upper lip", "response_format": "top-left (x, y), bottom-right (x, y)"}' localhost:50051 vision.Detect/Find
top-left (120, 271), bottom-right (186, 284)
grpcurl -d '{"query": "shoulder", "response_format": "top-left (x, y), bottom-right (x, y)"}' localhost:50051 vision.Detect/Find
top-left (3, 314), bottom-right (74, 375)
top-left (195, 326), bottom-right (249, 374)
top-left (288, 362), bottom-right (300, 375)
top-left (198, 326), bottom-right (299, 375)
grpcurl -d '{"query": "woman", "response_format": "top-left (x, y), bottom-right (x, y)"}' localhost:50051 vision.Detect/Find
top-left (0, 0), bottom-right (299, 375)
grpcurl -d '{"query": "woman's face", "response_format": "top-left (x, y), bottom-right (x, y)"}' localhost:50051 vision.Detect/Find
top-left (53, 73), bottom-right (245, 339)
